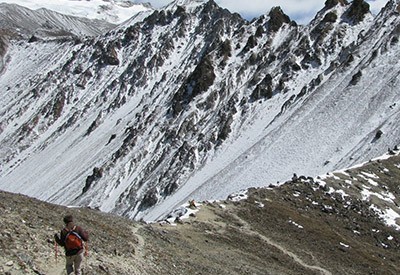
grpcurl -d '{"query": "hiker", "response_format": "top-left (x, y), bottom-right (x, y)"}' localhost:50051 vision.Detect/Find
top-left (54, 215), bottom-right (89, 275)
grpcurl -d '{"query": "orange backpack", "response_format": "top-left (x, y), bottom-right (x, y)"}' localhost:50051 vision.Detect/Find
top-left (64, 226), bottom-right (83, 251)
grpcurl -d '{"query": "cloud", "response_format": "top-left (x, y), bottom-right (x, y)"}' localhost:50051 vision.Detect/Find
top-left (367, 0), bottom-right (390, 14)
top-left (134, 0), bottom-right (171, 8)
top-left (134, 0), bottom-right (388, 24)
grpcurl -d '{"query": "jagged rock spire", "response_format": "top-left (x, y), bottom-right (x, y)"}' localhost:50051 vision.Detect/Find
top-left (268, 6), bottom-right (292, 32)
top-left (325, 0), bottom-right (349, 9)
top-left (173, 0), bottom-right (207, 4)
top-left (166, 0), bottom-right (208, 9)
top-left (380, 0), bottom-right (400, 14)
top-left (346, 0), bottom-right (370, 23)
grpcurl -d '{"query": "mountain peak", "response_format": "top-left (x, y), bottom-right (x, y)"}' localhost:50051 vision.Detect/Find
top-left (380, 0), bottom-right (400, 14)
top-left (324, 0), bottom-right (349, 9)
top-left (345, 0), bottom-right (370, 23)
top-left (172, 0), bottom-right (208, 5)
top-left (165, 0), bottom-right (210, 11)
top-left (268, 6), bottom-right (293, 32)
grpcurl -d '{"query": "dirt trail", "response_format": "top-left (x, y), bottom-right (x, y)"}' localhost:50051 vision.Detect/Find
top-left (44, 261), bottom-right (65, 275)
top-left (230, 212), bottom-right (333, 275)
top-left (131, 225), bottom-right (145, 259)
top-left (42, 244), bottom-right (92, 275)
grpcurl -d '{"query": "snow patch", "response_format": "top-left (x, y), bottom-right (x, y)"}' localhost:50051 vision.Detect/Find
top-left (370, 205), bottom-right (400, 231)
top-left (288, 219), bottom-right (304, 229)
top-left (227, 190), bottom-right (248, 202)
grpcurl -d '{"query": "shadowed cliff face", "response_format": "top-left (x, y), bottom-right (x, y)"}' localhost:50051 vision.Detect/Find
top-left (1, 152), bottom-right (399, 274)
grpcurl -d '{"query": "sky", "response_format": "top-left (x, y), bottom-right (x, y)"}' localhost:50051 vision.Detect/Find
top-left (134, 0), bottom-right (389, 24)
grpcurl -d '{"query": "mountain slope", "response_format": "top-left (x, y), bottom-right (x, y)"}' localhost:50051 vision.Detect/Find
top-left (0, 3), bottom-right (115, 38)
top-left (165, 0), bottom-right (400, 216)
top-left (0, 0), bottom-right (152, 24)
top-left (0, 0), bottom-right (400, 221)
top-left (0, 3), bottom-right (115, 73)
top-left (1, 152), bottom-right (399, 274)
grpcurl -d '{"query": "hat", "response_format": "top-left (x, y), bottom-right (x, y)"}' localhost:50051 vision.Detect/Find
top-left (63, 215), bottom-right (74, 224)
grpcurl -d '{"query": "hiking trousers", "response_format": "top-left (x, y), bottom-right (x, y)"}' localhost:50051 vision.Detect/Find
top-left (66, 251), bottom-right (84, 275)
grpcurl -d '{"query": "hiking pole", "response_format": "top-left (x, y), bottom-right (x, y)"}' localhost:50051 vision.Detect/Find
top-left (84, 242), bottom-right (89, 273)
top-left (54, 240), bottom-right (58, 263)
top-left (85, 242), bottom-right (89, 257)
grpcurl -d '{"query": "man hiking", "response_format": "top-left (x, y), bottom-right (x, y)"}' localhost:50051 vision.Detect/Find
top-left (54, 215), bottom-right (89, 275)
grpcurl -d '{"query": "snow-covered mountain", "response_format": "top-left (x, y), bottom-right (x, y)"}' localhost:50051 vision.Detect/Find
top-left (0, 3), bottom-right (115, 39)
top-left (0, 0), bottom-right (400, 221)
top-left (0, 0), bottom-right (152, 24)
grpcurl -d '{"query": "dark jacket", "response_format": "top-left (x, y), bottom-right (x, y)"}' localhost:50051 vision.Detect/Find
top-left (55, 225), bottom-right (89, 256)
